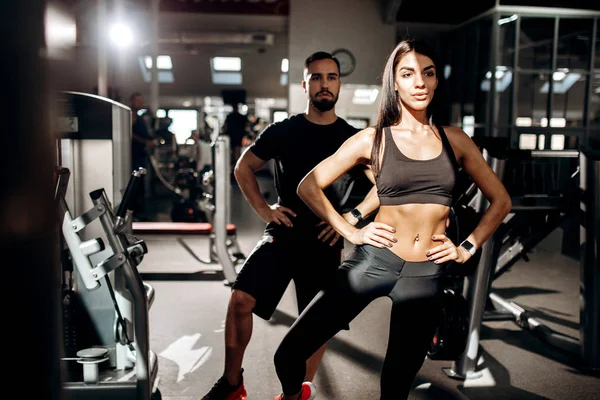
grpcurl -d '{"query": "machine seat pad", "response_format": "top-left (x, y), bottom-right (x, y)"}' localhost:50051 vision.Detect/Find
top-left (132, 222), bottom-right (237, 235)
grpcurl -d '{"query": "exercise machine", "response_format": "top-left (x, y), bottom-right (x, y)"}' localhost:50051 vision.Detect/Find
top-left (442, 138), bottom-right (600, 379)
top-left (57, 166), bottom-right (161, 399)
top-left (148, 149), bottom-right (212, 224)
top-left (55, 91), bottom-right (161, 398)
top-left (134, 135), bottom-right (242, 285)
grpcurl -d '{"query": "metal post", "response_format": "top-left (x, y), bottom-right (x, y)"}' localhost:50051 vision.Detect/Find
top-left (444, 150), bottom-right (507, 379)
top-left (149, 0), bottom-right (160, 114)
top-left (146, 0), bottom-right (160, 200)
top-left (214, 136), bottom-right (238, 285)
top-left (114, 0), bottom-right (126, 92)
top-left (97, 0), bottom-right (108, 97)
top-left (583, 19), bottom-right (597, 148)
top-left (580, 148), bottom-right (600, 371)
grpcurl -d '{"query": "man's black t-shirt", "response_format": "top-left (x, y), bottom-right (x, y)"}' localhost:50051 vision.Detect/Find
top-left (249, 114), bottom-right (361, 246)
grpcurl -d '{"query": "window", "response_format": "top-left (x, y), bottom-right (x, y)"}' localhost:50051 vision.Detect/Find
top-left (145, 55), bottom-right (173, 70)
top-left (212, 57), bottom-right (241, 71)
top-left (556, 18), bottom-right (594, 70)
top-left (211, 57), bottom-right (242, 85)
top-left (518, 17), bottom-right (555, 71)
top-left (138, 55), bottom-right (174, 83)
top-left (280, 58), bottom-right (289, 86)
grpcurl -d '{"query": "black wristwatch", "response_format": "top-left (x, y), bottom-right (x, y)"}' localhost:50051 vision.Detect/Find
top-left (350, 208), bottom-right (363, 222)
top-left (459, 240), bottom-right (476, 256)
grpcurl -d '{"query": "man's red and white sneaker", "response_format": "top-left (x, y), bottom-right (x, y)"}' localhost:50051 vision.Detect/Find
top-left (201, 369), bottom-right (247, 400)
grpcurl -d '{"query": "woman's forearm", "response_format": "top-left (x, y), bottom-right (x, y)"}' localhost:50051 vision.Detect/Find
top-left (465, 197), bottom-right (512, 250)
top-left (352, 185), bottom-right (379, 219)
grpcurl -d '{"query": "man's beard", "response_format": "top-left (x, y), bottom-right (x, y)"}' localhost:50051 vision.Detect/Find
top-left (310, 92), bottom-right (337, 112)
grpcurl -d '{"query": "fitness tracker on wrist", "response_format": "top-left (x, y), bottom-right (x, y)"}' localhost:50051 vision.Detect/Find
top-left (459, 240), bottom-right (476, 256)
top-left (350, 208), bottom-right (363, 222)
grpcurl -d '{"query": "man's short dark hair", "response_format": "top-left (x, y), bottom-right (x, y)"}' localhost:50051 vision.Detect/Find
top-left (304, 51), bottom-right (340, 74)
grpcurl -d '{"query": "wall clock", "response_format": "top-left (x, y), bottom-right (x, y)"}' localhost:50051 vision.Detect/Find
top-left (332, 48), bottom-right (356, 77)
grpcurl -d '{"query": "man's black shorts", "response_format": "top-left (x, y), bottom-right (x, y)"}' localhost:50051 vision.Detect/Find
top-left (231, 231), bottom-right (343, 321)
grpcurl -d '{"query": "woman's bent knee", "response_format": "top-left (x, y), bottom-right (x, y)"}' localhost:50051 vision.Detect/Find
top-left (274, 334), bottom-right (303, 369)
top-left (273, 343), bottom-right (287, 369)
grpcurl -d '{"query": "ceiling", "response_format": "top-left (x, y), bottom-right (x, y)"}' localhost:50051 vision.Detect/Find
top-left (393, 0), bottom-right (600, 25)
top-left (56, 0), bottom-right (290, 106)
top-left (52, 0), bottom-right (600, 110)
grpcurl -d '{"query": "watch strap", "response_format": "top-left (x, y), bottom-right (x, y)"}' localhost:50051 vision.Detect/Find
top-left (350, 208), bottom-right (363, 222)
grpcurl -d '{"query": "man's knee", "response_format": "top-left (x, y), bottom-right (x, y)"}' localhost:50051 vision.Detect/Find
top-left (229, 289), bottom-right (256, 316)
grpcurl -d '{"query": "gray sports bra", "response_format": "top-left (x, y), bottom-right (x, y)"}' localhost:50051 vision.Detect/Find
top-left (375, 126), bottom-right (457, 206)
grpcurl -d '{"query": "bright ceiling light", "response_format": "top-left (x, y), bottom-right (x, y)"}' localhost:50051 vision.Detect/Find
top-left (552, 71), bottom-right (567, 81)
top-left (485, 66), bottom-right (508, 80)
top-left (109, 23), bottom-right (133, 47)
top-left (157, 55), bottom-right (172, 69)
top-left (551, 134), bottom-right (565, 150)
top-left (281, 58), bottom-right (289, 73)
top-left (519, 134), bottom-right (537, 150)
top-left (515, 117), bottom-right (532, 127)
top-left (549, 118), bottom-right (566, 128)
top-left (212, 57), bottom-right (242, 72)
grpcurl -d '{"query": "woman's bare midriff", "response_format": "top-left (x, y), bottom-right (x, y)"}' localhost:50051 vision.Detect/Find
top-left (375, 204), bottom-right (451, 262)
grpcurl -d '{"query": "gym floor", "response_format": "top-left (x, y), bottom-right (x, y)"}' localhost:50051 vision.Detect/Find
top-left (137, 172), bottom-right (600, 400)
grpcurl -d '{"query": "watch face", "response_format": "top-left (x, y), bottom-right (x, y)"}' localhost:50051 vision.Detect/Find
top-left (461, 240), bottom-right (474, 250)
top-left (460, 240), bottom-right (476, 255)
top-left (332, 49), bottom-right (356, 77)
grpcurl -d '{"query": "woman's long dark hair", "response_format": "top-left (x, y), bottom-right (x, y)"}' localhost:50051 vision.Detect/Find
top-left (371, 39), bottom-right (441, 177)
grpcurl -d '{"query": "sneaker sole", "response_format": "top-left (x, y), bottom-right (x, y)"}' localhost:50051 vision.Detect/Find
top-left (235, 391), bottom-right (247, 400)
top-left (301, 381), bottom-right (317, 400)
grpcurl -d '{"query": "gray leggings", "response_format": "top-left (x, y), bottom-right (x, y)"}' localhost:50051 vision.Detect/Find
top-left (274, 244), bottom-right (447, 400)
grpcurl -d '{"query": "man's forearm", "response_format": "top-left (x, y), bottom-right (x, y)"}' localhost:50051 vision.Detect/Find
top-left (234, 164), bottom-right (269, 218)
top-left (299, 174), bottom-right (359, 238)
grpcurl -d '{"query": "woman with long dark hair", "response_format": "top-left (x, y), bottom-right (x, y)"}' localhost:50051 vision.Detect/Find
top-left (272, 39), bottom-right (512, 400)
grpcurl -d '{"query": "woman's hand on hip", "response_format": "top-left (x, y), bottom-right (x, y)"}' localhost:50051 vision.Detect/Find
top-left (426, 234), bottom-right (471, 264)
top-left (348, 222), bottom-right (397, 248)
